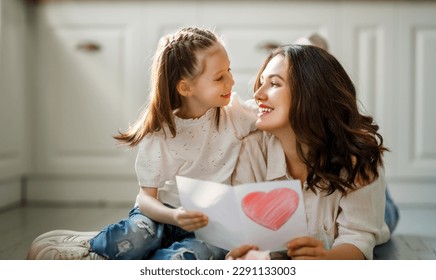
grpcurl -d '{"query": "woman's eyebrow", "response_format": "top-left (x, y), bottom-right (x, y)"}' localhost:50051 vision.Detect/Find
top-left (265, 74), bottom-right (285, 81)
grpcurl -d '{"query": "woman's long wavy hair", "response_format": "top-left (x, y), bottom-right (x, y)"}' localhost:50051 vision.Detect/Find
top-left (254, 45), bottom-right (389, 195)
top-left (114, 27), bottom-right (221, 147)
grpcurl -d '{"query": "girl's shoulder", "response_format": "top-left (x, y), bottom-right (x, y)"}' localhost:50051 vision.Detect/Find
top-left (138, 127), bottom-right (170, 147)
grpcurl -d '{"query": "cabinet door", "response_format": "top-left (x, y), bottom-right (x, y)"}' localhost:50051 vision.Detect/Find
top-left (35, 4), bottom-right (145, 175)
top-left (395, 3), bottom-right (436, 179)
top-left (339, 2), bottom-right (395, 176)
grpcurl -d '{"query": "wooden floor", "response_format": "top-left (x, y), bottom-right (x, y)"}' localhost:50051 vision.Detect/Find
top-left (0, 203), bottom-right (435, 260)
top-left (0, 203), bottom-right (131, 260)
top-left (374, 205), bottom-right (436, 260)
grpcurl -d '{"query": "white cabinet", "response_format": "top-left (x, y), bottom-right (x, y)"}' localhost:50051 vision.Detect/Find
top-left (0, 0), bottom-right (29, 208)
top-left (390, 3), bottom-right (436, 203)
top-left (24, 1), bottom-right (436, 205)
top-left (29, 3), bottom-right (148, 202)
top-left (34, 4), bottom-right (143, 176)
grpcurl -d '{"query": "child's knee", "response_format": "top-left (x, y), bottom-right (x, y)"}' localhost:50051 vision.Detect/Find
top-left (92, 215), bottom-right (163, 259)
top-left (130, 215), bottom-right (160, 238)
top-left (165, 239), bottom-right (227, 260)
top-left (125, 216), bottom-right (163, 252)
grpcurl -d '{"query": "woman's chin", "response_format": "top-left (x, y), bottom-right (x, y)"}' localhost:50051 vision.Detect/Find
top-left (255, 120), bottom-right (271, 132)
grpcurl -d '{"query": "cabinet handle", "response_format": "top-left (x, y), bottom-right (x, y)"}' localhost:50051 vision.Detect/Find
top-left (257, 41), bottom-right (281, 51)
top-left (77, 42), bottom-right (102, 52)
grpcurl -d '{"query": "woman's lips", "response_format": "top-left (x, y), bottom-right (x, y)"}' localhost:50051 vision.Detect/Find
top-left (258, 104), bottom-right (273, 117)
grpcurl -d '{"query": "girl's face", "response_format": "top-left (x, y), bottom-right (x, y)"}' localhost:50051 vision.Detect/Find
top-left (254, 55), bottom-right (292, 134)
top-left (179, 43), bottom-right (234, 118)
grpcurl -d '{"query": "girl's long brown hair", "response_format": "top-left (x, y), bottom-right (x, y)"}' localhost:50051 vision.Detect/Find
top-left (114, 27), bottom-right (220, 147)
top-left (255, 45), bottom-right (389, 195)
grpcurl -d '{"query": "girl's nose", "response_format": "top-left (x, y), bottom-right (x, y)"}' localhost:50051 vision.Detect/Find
top-left (227, 71), bottom-right (235, 87)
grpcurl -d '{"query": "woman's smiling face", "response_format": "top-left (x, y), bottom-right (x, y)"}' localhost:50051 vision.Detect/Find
top-left (253, 54), bottom-right (292, 134)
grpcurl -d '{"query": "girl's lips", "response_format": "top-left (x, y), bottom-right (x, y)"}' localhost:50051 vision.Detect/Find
top-left (222, 92), bottom-right (232, 99)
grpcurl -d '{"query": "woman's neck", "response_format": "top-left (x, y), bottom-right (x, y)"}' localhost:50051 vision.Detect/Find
top-left (273, 129), bottom-right (307, 183)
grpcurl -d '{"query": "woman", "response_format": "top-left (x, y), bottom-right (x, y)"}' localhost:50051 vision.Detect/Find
top-left (230, 44), bottom-right (395, 260)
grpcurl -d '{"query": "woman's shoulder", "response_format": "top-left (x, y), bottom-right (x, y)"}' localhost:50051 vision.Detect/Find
top-left (346, 168), bottom-right (386, 196)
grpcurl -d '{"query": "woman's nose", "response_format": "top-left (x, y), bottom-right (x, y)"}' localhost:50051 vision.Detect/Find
top-left (253, 86), bottom-right (265, 101)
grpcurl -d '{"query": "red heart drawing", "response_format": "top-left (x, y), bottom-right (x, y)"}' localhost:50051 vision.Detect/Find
top-left (241, 188), bottom-right (299, 231)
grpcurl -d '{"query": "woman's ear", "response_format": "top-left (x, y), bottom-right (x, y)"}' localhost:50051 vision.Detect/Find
top-left (177, 80), bottom-right (192, 97)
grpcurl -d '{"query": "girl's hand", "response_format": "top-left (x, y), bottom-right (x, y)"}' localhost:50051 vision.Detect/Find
top-left (286, 236), bottom-right (327, 260)
top-left (173, 207), bottom-right (208, 232)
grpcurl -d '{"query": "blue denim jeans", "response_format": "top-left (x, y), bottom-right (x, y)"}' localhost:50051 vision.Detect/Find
top-left (385, 187), bottom-right (400, 233)
top-left (89, 207), bottom-right (227, 260)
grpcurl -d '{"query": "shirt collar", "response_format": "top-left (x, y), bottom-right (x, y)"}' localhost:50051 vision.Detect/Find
top-left (265, 134), bottom-right (289, 181)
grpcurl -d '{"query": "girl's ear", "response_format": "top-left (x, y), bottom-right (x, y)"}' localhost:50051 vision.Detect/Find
top-left (177, 79), bottom-right (192, 97)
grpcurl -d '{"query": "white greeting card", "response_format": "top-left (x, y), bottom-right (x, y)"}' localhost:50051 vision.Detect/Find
top-left (176, 176), bottom-right (308, 251)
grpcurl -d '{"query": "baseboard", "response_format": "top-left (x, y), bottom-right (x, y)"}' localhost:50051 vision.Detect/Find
top-left (26, 176), bottom-right (139, 205)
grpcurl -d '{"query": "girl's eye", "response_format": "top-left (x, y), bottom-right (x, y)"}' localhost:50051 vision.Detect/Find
top-left (215, 76), bottom-right (223, 81)
top-left (271, 82), bottom-right (279, 87)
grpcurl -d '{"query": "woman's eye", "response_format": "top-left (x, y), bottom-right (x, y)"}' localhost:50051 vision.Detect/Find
top-left (271, 82), bottom-right (279, 87)
top-left (215, 76), bottom-right (223, 81)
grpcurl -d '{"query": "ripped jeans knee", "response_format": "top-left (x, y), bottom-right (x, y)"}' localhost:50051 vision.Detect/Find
top-left (150, 238), bottom-right (228, 260)
top-left (89, 207), bottom-right (227, 260)
top-left (90, 207), bottom-right (163, 260)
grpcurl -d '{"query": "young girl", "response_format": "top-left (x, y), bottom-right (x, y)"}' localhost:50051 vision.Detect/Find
top-left (27, 27), bottom-right (257, 260)
top-left (229, 44), bottom-right (392, 260)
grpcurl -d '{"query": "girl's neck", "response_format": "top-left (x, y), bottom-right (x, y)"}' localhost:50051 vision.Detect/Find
top-left (174, 103), bottom-right (210, 119)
